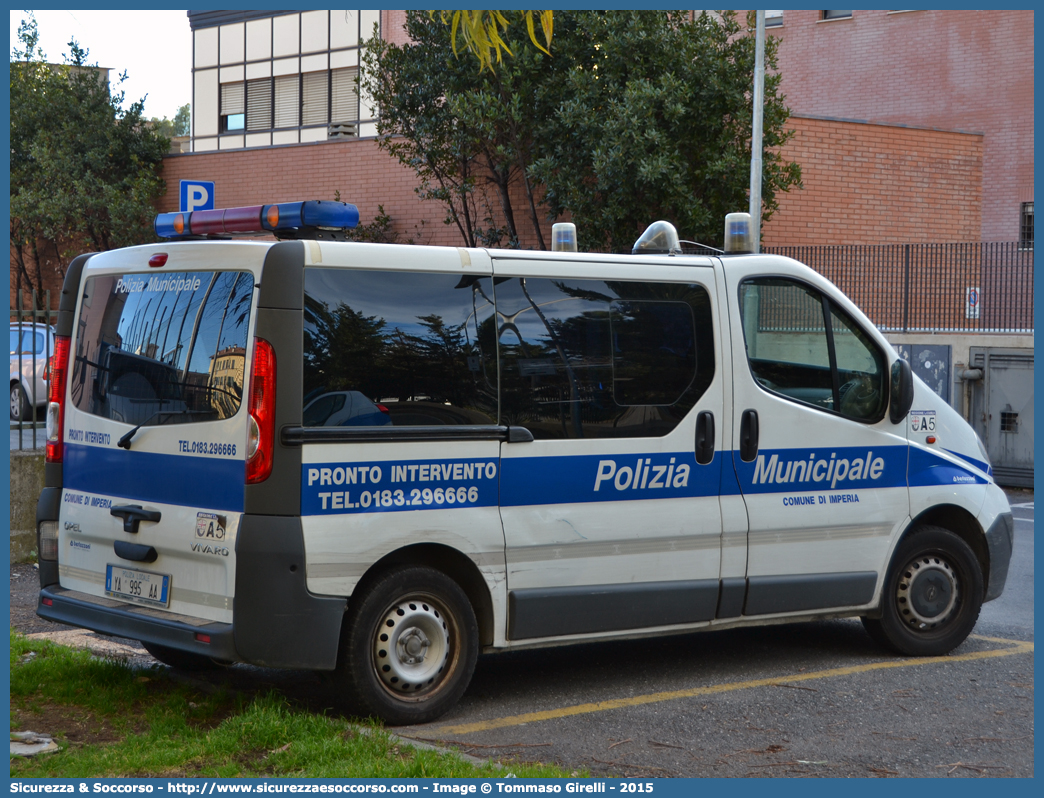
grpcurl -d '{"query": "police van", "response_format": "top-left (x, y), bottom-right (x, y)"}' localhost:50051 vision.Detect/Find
top-left (37, 201), bottom-right (1013, 725)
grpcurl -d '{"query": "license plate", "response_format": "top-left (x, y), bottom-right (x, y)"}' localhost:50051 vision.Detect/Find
top-left (105, 564), bottom-right (171, 608)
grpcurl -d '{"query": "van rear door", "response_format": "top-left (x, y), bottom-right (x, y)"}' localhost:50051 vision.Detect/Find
top-left (56, 243), bottom-right (264, 625)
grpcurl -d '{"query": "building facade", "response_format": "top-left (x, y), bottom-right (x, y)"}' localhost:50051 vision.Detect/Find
top-left (764, 9), bottom-right (1033, 245)
top-left (188, 10), bottom-right (383, 152)
top-left (168, 9), bottom-right (1032, 250)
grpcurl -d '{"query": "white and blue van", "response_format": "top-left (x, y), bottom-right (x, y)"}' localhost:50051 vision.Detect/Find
top-left (37, 201), bottom-right (1013, 725)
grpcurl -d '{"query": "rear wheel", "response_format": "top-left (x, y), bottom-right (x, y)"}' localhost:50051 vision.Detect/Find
top-left (141, 641), bottom-right (228, 671)
top-left (10, 383), bottom-right (31, 422)
top-left (862, 526), bottom-right (983, 656)
top-left (335, 565), bottom-right (478, 725)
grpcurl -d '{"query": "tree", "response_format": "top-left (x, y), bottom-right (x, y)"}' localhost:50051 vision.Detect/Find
top-left (151, 103), bottom-right (191, 138)
top-left (10, 15), bottom-right (169, 304)
top-left (529, 11), bottom-right (802, 252)
top-left (367, 11), bottom-right (800, 253)
top-left (362, 12), bottom-right (564, 248)
top-left (435, 11), bottom-right (553, 72)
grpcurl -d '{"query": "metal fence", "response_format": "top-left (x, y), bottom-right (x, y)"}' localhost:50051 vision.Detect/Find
top-left (10, 289), bottom-right (56, 450)
top-left (764, 242), bottom-right (1034, 334)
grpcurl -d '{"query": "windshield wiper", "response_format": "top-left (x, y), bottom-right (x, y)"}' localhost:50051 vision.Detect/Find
top-left (116, 409), bottom-right (212, 450)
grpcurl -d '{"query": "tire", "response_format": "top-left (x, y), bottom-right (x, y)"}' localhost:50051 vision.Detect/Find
top-left (11, 383), bottom-right (32, 422)
top-left (141, 641), bottom-right (228, 671)
top-left (335, 565), bottom-right (478, 726)
top-left (862, 525), bottom-right (984, 656)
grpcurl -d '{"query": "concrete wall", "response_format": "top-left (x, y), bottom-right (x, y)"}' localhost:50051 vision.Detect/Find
top-left (10, 450), bottom-right (44, 562)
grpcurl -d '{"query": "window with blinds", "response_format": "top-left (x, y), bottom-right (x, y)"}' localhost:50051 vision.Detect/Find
top-left (301, 71), bottom-right (329, 126)
top-left (220, 82), bottom-right (245, 131)
top-left (275, 75), bottom-right (300, 128)
top-left (247, 78), bottom-right (273, 131)
top-left (331, 67), bottom-right (359, 123)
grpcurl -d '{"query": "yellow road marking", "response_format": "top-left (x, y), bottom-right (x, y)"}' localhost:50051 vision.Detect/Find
top-left (435, 635), bottom-right (1033, 735)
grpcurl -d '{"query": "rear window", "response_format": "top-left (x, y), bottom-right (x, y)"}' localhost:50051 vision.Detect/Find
top-left (70, 271), bottom-right (254, 427)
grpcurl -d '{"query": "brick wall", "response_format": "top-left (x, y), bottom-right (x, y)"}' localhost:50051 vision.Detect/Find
top-left (767, 9), bottom-right (1032, 241)
top-left (159, 137), bottom-right (556, 249)
top-left (763, 116), bottom-right (983, 246)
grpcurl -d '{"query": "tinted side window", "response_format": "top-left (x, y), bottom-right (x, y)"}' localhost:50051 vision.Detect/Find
top-left (71, 272), bottom-right (254, 426)
top-left (303, 269), bottom-right (497, 426)
top-left (738, 277), bottom-right (886, 422)
top-left (497, 277), bottom-right (713, 439)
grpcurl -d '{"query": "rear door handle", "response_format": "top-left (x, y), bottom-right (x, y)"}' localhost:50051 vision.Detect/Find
top-left (740, 409), bottom-right (759, 462)
top-left (110, 505), bottom-right (161, 534)
top-left (695, 411), bottom-right (715, 465)
top-left (114, 541), bottom-right (158, 563)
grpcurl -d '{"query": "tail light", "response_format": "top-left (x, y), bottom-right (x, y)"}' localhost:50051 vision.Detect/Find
top-left (377, 403), bottom-right (390, 414)
top-left (246, 337), bottom-right (276, 484)
top-left (45, 336), bottom-right (71, 463)
top-left (38, 520), bottom-right (58, 561)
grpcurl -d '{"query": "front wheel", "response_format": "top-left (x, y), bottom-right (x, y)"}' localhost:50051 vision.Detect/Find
top-left (862, 526), bottom-right (983, 656)
top-left (335, 565), bottom-right (478, 725)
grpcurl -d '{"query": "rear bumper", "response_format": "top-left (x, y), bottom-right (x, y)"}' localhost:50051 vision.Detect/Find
top-left (37, 585), bottom-right (239, 662)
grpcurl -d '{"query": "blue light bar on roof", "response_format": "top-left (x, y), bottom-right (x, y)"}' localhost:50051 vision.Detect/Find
top-left (155, 200), bottom-right (360, 239)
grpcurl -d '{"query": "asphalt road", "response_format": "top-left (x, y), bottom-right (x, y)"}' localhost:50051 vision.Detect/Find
top-left (12, 490), bottom-right (1033, 777)
top-left (400, 490), bottom-right (1034, 777)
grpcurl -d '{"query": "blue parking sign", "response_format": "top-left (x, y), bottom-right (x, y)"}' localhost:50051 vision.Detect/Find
top-left (180, 180), bottom-right (215, 212)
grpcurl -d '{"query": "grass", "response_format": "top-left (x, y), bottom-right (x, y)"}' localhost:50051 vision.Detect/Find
top-left (10, 631), bottom-right (576, 778)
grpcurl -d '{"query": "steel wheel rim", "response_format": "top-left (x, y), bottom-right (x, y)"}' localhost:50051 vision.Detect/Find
top-left (372, 593), bottom-right (455, 701)
top-left (896, 554), bottom-right (959, 630)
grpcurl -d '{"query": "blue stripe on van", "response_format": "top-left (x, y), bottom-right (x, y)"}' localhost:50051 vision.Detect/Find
top-left (909, 446), bottom-right (989, 487)
top-left (301, 458), bottom-right (500, 516)
top-left (943, 448), bottom-right (993, 477)
top-left (733, 445), bottom-right (909, 494)
top-left (499, 451), bottom-right (720, 507)
top-left (63, 443), bottom-right (245, 512)
top-left (296, 444), bottom-right (987, 515)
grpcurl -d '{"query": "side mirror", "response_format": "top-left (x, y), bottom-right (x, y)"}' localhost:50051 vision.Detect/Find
top-left (889, 358), bottom-right (914, 424)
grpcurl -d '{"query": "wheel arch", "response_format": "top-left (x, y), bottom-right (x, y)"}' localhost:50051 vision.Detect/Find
top-left (351, 543), bottom-right (495, 647)
top-left (907, 503), bottom-right (989, 594)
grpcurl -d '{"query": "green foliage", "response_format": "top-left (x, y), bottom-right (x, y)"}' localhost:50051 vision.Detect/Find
top-left (10, 14), bottom-right (169, 301)
top-left (362, 12), bottom-right (567, 249)
top-left (530, 11), bottom-right (801, 252)
top-left (10, 632), bottom-right (575, 778)
top-left (173, 103), bottom-right (191, 137)
top-left (366, 11), bottom-right (800, 253)
top-left (345, 204), bottom-right (400, 243)
top-left (434, 10), bottom-right (553, 72)
top-left (151, 104), bottom-right (191, 138)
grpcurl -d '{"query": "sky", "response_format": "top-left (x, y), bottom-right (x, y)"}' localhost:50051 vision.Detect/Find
top-left (10, 9), bottom-right (192, 122)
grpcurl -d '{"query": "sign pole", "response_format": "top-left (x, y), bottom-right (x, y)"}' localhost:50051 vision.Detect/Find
top-left (749, 11), bottom-right (765, 254)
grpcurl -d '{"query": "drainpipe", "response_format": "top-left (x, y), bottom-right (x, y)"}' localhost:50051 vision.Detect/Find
top-left (956, 367), bottom-right (983, 423)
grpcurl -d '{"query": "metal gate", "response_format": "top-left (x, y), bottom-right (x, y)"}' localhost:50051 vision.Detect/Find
top-left (968, 347), bottom-right (1034, 488)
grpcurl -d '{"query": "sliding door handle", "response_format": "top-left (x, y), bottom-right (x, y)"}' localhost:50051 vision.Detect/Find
top-left (740, 409), bottom-right (759, 462)
top-left (695, 411), bottom-right (715, 465)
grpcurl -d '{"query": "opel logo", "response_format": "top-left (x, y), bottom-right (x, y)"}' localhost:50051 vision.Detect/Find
top-left (926, 585), bottom-right (937, 601)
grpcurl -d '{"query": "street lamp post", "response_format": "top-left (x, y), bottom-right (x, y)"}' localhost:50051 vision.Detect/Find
top-left (749, 10), bottom-right (765, 253)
